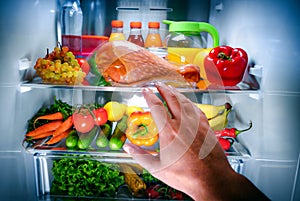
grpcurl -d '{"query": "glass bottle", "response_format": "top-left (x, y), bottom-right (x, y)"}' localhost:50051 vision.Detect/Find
top-left (61, 0), bottom-right (83, 56)
top-left (144, 22), bottom-right (162, 48)
top-left (127, 21), bottom-right (144, 47)
top-left (109, 20), bottom-right (126, 42)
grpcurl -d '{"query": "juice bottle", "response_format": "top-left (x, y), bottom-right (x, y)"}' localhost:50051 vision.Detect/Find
top-left (61, 0), bottom-right (83, 56)
top-left (127, 21), bottom-right (144, 47)
top-left (144, 22), bottom-right (162, 48)
top-left (109, 20), bottom-right (126, 42)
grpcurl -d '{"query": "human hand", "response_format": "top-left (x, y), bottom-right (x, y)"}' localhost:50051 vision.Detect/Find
top-left (123, 82), bottom-right (269, 201)
top-left (123, 82), bottom-right (231, 199)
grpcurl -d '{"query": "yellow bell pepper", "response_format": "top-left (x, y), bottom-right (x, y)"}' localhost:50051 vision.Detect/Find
top-left (126, 111), bottom-right (158, 146)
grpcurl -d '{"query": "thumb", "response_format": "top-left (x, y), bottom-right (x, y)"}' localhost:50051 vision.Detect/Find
top-left (123, 143), bottom-right (160, 172)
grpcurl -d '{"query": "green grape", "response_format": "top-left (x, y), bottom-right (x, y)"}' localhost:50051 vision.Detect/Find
top-left (34, 45), bottom-right (86, 85)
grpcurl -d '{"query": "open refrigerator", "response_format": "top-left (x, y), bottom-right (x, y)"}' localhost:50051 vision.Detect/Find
top-left (0, 0), bottom-right (300, 201)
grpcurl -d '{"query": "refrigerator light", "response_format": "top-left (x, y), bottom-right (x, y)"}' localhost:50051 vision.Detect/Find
top-left (18, 85), bottom-right (32, 93)
top-left (249, 93), bottom-right (262, 100)
top-left (249, 65), bottom-right (263, 78)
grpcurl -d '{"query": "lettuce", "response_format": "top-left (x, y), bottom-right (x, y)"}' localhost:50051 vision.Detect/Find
top-left (50, 155), bottom-right (124, 197)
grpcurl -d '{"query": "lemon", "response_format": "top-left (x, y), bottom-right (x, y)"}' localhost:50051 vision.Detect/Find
top-left (104, 101), bottom-right (127, 122)
top-left (126, 106), bottom-right (144, 117)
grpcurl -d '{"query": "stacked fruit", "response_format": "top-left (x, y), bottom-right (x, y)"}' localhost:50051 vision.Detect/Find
top-left (34, 45), bottom-right (86, 85)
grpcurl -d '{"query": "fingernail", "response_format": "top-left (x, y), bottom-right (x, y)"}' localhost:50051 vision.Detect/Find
top-left (123, 144), bottom-right (133, 154)
top-left (155, 81), bottom-right (163, 86)
top-left (142, 87), bottom-right (152, 93)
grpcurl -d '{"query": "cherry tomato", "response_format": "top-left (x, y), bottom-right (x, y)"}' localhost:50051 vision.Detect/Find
top-left (76, 58), bottom-right (90, 75)
top-left (81, 78), bottom-right (90, 86)
top-left (93, 108), bottom-right (108, 126)
top-left (72, 110), bottom-right (94, 133)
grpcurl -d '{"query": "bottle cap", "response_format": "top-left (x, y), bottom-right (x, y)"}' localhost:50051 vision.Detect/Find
top-left (130, 21), bottom-right (142, 28)
top-left (111, 20), bottom-right (123, 28)
top-left (148, 22), bottom-right (160, 29)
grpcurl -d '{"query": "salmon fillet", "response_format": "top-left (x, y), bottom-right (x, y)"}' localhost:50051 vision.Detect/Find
top-left (95, 41), bottom-right (197, 87)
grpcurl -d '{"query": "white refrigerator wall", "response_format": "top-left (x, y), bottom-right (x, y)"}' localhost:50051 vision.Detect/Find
top-left (0, 0), bottom-right (57, 200)
top-left (209, 0), bottom-right (300, 200)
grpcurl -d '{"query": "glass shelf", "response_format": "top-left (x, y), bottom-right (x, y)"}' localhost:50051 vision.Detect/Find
top-left (24, 137), bottom-right (251, 160)
top-left (20, 77), bottom-right (260, 94)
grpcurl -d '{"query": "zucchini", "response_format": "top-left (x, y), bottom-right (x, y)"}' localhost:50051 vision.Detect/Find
top-left (96, 123), bottom-right (112, 148)
top-left (109, 116), bottom-right (128, 150)
top-left (65, 130), bottom-right (78, 149)
top-left (77, 126), bottom-right (100, 150)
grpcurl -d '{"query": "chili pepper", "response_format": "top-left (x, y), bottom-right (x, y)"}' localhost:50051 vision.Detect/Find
top-left (126, 111), bottom-right (159, 146)
top-left (218, 137), bottom-right (233, 151)
top-left (204, 45), bottom-right (248, 86)
top-left (215, 121), bottom-right (252, 138)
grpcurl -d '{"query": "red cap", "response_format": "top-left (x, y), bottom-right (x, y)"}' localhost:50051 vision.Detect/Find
top-left (130, 21), bottom-right (142, 28)
top-left (111, 20), bottom-right (123, 28)
top-left (148, 22), bottom-right (160, 28)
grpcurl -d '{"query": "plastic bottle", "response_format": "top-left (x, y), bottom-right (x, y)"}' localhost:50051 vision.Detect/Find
top-left (109, 20), bottom-right (126, 42)
top-left (61, 0), bottom-right (83, 56)
top-left (127, 21), bottom-right (144, 47)
top-left (144, 22), bottom-right (162, 48)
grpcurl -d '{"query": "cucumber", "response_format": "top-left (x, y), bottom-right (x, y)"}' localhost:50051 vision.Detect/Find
top-left (96, 123), bottom-right (112, 148)
top-left (77, 126), bottom-right (100, 150)
top-left (65, 130), bottom-right (78, 149)
top-left (109, 116), bottom-right (128, 150)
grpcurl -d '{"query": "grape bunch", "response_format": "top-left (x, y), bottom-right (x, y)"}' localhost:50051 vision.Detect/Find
top-left (34, 46), bottom-right (86, 85)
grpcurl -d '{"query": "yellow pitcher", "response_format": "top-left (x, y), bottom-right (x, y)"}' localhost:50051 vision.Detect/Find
top-left (163, 20), bottom-right (219, 88)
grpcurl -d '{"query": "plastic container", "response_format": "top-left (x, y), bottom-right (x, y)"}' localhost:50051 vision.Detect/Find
top-left (127, 21), bottom-right (144, 47)
top-left (33, 151), bottom-right (245, 200)
top-left (109, 20), bottom-right (126, 42)
top-left (60, 0), bottom-right (83, 56)
top-left (81, 35), bottom-right (109, 57)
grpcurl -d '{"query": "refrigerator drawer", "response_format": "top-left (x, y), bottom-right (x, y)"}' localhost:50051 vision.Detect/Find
top-left (33, 152), bottom-right (245, 200)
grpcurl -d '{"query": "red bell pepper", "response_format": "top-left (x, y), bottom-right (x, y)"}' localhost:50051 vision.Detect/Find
top-left (204, 45), bottom-right (248, 86)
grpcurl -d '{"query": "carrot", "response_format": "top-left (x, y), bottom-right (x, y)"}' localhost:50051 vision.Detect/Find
top-left (46, 129), bottom-right (72, 145)
top-left (29, 131), bottom-right (53, 140)
top-left (26, 121), bottom-right (63, 137)
top-left (52, 116), bottom-right (73, 137)
top-left (33, 112), bottom-right (64, 127)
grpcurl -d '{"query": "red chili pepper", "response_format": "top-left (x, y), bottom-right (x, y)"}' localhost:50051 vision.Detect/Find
top-left (215, 121), bottom-right (252, 138)
top-left (204, 45), bottom-right (248, 86)
top-left (218, 137), bottom-right (232, 151)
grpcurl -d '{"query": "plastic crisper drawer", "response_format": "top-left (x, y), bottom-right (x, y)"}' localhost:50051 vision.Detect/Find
top-left (33, 151), bottom-right (247, 201)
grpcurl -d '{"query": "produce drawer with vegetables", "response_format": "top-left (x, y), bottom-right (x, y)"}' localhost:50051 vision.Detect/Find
top-left (22, 88), bottom-right (251, 157)
top-left (33, 152), bottom-right (244, 200)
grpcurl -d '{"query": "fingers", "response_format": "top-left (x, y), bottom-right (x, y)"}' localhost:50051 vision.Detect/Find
top-left (155, 83), bottom-right (182, 121)
top-left (123, 143), bottom-right (160, 172)
top-left (142, 87), bottom-right (173, 148)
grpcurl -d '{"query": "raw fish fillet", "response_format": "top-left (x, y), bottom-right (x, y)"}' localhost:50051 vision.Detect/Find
top-left (94, 40), bottom-right (199, 87)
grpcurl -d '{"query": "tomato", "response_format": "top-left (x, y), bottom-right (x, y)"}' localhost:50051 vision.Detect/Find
top-left (93, 108), bottom-right (108, 126)
top-left (72, 110), bottom-right (95, 133)
top-left (81, 78), bottom-right (90, 86)
top-left (76, 58), bottom-right (90, 75)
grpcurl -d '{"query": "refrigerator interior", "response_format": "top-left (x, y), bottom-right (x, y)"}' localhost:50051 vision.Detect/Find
top-left (0, 0), bottom-right (299, 200)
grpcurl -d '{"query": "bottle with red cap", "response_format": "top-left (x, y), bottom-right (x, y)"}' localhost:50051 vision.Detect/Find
top-left (144, 22), bottom-right (163, 48)
top-left (127, 21), bottom-right (144, 47)
top-left (109, 20), bottom-right (126, 42)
